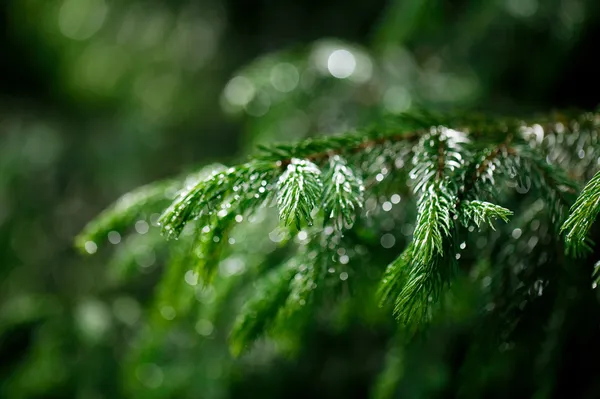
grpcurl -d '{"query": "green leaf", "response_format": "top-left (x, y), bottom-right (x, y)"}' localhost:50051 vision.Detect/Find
top-left (276, 158), bottom-right (323, 228)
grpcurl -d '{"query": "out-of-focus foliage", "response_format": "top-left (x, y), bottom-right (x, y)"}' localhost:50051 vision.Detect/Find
top-left (3, 0), bottom-right (600, 398)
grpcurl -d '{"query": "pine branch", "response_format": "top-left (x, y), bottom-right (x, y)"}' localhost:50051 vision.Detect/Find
top-left (561, 170), bottom-right (600, 256)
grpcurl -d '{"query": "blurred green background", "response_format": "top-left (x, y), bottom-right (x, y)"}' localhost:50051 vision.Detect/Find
top-left (2, 0), bottom-right (600, 398)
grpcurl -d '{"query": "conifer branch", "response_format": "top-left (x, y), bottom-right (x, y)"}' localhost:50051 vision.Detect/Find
top-left (77, 108), bottom-right (600, 354)
top-left (75, 179), bottom-right (179, 251)
top-left (561, 170), bottom-right (600, 256)
top-left (158, 162), bottom-right (277, 239)
top-left (276, 158), bottom-right (323, 228)
top-left (458, 200), bottom-right (513, 229)
top-left (229, 261), bottom-right (296, 356)
top-left (322, 155), bottom-right (365, 230)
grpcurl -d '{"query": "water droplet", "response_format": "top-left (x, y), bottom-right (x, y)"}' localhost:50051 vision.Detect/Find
top-left (340, 272), bottom-right (349, 281)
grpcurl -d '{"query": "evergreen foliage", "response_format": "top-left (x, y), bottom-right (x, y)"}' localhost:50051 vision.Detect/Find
top-left (77, 108), bottom-right (600, 392)
top-left (562, 170), bottom-right (600, 255)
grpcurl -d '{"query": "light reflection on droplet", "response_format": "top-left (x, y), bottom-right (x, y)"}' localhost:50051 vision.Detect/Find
top-left (512, 228), bottom-right (523, 239)
top-left (339, 255), bottom-right (349, 264)
top-left (382, 201), bottom-right (392, 212)
top-left (391, 194), bottom-right (401, 204)
top-left (339, 272), bottom-right (349, 281)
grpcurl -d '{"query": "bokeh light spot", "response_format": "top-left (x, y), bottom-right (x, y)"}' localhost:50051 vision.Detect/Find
top-left (270, 63), bottom-right (300, 92)
top-left (327, 49), bottom-right (356, 79)
top-left (224, 76), bottom-right (256, 106)
top-left (59, 0), bottom-right (108, 40)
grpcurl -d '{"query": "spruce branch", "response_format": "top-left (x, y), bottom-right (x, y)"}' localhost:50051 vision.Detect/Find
top-left (561, 170), bottom-right (600, 256)
top-left (519, 146), bottom-right (578, 225)
top-left (158, 161), bottom-right (277, 239)
top-left (276, 158), bottom-right (323, 228)
top-left (322, 155), bottom-right (365, 230)
top-left (77, 108), bottom-right (600, 349)
top-left (410, 128), bottom-right (465, 264)
top-left (75, 178), bottom-right (179, 251)
top-left (393, 250), bottom-right (455, 324)
top-left (458, 200), bottom-right (513, 229)
top-left (413, 185), bottom-right (453, 264)
top-left (229, 261), bottom-right (296, 356)
top-left (378, 243), bottom-right (414, 307)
